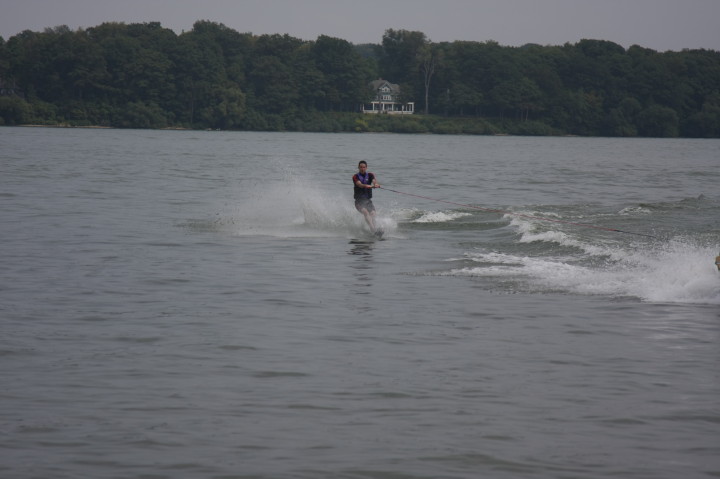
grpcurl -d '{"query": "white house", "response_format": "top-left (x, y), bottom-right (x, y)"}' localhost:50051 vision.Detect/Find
top-left (362, 79), bottom-right (414, 114)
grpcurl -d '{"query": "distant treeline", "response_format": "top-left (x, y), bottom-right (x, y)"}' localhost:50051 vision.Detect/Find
top-left (1, 21), bottom-right (719, 137)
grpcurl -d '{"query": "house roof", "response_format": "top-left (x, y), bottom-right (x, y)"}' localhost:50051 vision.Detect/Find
top-left (369, 79), bottom-right (400, 93)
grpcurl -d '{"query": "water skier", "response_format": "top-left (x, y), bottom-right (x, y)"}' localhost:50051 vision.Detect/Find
top-left (353, 160), bottom-right (382, 235)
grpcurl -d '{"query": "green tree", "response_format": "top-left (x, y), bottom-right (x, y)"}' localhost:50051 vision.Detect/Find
top-left (418, 43), bottom-right (440, 114)
top-left (636, 104), bottom-right (679, 137)
top-left (0, 96), bottom-right (29, 124)
top-left (173, 24), bottom-right (232, 126)
top-left (248, 55), bottom-right (298, 114)
top-left (0, 35), bottom-right (9, 78)
top-left (245, 34), bottom-right (306, 116)
top-left (379, 29), bottom-right (426, 82)
top-left (603, 97), bottom-right (641, 136)
top-left (378, 29), bottom-right (427, 104)
top-left (312, 35), bottom-right (369, 111)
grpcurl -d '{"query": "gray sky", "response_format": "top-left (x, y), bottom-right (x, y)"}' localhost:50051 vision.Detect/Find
top-left (1, 0), bottom-right (719, 51)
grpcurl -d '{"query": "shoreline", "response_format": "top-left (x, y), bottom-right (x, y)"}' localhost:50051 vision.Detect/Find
top-left (3, 124), bottom-right (709, 139)
top-left (16, 124), bottom-right (193, 130)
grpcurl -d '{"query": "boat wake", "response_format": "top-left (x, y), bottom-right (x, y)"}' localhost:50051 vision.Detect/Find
top-left (444, 223), bottom-right (720, 305)
top-left (190, 180), bottom-right (719, 304)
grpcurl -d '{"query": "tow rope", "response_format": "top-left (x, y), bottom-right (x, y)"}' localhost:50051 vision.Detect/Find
top-left (377, 186), bottom-right (658, 239)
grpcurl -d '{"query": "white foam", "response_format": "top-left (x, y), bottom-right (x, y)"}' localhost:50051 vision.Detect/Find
top-left (616, 240), bottom-right (720, 304)
top-left (446, 240), bottom-right (720, 305)
top-left (618, 205), bottom-right (653, 215)
top-left (221, 173), bottom-right (396, 238)
top-left (508, 215), bottom-right (626, 259)
top-left (412, 211), bottom-right (472, 223)
top-left (388, 207), bottom-right (422, 222)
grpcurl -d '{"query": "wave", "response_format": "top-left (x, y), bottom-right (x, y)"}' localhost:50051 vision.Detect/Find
top-left (507, 214), bottom-right (631, 261)
top-left (415, 199), bottom-right (719, 304)
top-left (443, 237), bottom-right (720, 305)
top-left (191, 177), bottom-right (719, 304)
top-left (412, 211), bottom-right (472, 223)
top-left (618, 205), bottom-right (653, 215)
top-left (640, 194), bottom-right (716, 211)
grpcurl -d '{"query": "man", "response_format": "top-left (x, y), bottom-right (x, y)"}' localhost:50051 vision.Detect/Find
top-left (353, 160), bottom-right (381, 234)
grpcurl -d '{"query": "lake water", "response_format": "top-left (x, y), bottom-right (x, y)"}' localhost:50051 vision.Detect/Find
top-left (1, 127), bottom-right (719, 479)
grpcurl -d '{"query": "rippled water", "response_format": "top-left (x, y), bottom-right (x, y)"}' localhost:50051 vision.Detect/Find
top-left (1, 127), bottom-right (719, 478)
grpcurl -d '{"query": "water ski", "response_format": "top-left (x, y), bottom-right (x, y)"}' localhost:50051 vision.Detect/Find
top-left (373, 229), bottom-right (385, 239)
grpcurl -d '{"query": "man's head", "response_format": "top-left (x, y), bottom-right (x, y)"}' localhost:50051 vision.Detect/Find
top-left (358, 161), bottom-right (368, 172)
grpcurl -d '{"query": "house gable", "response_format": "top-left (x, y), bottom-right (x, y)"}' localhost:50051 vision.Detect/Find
top-left (369, 79), bottom-right (400, 102)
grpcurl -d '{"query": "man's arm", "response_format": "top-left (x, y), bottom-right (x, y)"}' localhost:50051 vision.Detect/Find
top-left (354, 174), bottom-right (375, 189)
top-left (355, 178), bottom-right (372, 188)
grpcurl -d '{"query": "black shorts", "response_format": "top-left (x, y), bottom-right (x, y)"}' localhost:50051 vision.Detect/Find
top-left (355, 198), bottom-right (375, 213)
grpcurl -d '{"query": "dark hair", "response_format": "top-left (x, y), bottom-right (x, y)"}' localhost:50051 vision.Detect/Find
top-left (358, 160), bottom-right (368, 167)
